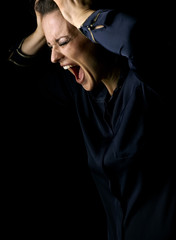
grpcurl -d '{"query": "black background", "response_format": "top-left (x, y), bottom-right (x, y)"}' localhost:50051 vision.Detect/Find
top-left (2, 0), bottom-right (176, 239)
top-left (3, 1), bottom-right (107, 239)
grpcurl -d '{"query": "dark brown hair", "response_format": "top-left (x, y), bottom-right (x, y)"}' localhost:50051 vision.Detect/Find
top-left (35, 0), bottom-right (119, 15)
top-left (35, 0), bottom-right (59, 15)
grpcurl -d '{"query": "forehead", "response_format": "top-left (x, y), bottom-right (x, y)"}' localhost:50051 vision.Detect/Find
top-left (42, 10), bottom-right (75, 42)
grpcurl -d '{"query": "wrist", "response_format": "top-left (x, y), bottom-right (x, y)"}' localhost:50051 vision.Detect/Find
top-left (75, 10), bottom-right (95, 28)
top-left (8, 39), bottom-right (36, 67)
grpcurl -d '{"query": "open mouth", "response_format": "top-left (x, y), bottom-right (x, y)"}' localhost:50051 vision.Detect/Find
top-left (63, 65), bottom-right (85, 84)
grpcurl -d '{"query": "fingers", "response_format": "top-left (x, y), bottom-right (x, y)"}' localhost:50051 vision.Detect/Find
top-left (35, 0), bottom-right (39, 6)
top-left (53, 0), bottom-right (63, 9)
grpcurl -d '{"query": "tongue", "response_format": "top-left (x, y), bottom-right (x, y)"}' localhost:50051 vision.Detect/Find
top-left (78, 67), bottom-right (84, 81)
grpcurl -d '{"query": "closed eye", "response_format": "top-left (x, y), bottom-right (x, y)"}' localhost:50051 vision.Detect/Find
top-left (46, 36), bottom-right (70, 49)
top-left (59, 40), bottom-right (70, 46)
top-left (56, 36), bottom-right (70, 47)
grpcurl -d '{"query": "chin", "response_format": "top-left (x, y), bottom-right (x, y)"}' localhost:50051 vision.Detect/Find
top-left (81, 79), bottom-right (95, 91)
top-left (82, 84), bottom-right (92, 91)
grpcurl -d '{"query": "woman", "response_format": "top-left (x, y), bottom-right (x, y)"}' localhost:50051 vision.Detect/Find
top-left (8, 0), bottom-right (175, 239)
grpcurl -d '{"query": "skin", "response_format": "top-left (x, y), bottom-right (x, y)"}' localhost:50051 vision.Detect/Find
top-left (42, 9), bottom-right (120, 94)
top-left (53, 0), bottom-right (95, 28)
top-left (21, 0), bottom-right (45, 55)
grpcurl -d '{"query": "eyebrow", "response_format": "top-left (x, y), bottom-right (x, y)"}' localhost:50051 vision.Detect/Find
top-left (47, 35), bottom-right (69, 47)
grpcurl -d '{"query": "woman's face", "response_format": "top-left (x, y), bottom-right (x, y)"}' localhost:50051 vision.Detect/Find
top-left (42, 10), bottom-right (108, 91)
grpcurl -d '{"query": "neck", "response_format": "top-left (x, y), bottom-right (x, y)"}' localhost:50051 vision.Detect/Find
top-left (102, 68), bottom-right (121, 96)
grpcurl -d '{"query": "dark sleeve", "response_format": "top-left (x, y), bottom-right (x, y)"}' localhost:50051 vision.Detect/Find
top-left (79, 9), bottom-right (175, 99)
top-left (8, 39), bottom-right (39, 67)
top-left (79, 10), bottom-right (137, 69)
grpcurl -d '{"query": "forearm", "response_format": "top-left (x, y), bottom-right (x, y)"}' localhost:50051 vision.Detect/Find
top-left (8, 29), bottom-right (46, 67)
top-left (21, 28), bottom-right (46, 55)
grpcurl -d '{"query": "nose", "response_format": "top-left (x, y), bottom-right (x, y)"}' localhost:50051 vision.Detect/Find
top-left (51, 45), bottom-right (64, 63)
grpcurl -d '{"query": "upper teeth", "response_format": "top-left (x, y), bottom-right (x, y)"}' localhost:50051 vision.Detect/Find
top-left (63, 65), bottom-right (73, 70)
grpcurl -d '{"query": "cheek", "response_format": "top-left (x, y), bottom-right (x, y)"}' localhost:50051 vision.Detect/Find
top-left (67, 35), bottom-right (94, 59)
top-left (65, 37), bottom-right (103, 82)
top-left (74, 40), bottom-right (89, 56)
top-left (63, 43), bottom-right (82, 60)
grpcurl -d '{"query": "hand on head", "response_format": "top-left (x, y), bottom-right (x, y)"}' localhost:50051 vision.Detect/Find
top-left (34, 0), bottom-right (45, 35)
top-left (53, 0), bottom-right (95, 28)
